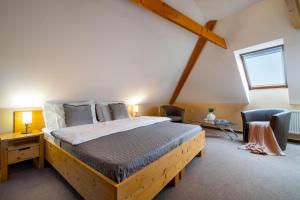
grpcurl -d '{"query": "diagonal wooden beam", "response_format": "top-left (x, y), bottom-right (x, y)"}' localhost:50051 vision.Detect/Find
top-left (285, 0), bottom-right (300, 28)
top-left (131, 0), bottom-right (227, 49)
top-left (169, 20), bottom-right (217, 105)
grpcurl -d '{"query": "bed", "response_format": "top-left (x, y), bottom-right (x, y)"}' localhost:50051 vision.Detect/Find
top-left (41, 102), bottom-right (205, 200)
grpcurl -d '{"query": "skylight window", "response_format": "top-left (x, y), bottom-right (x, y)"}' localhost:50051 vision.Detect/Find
top-left (240, 45), bottom-right (287, 90)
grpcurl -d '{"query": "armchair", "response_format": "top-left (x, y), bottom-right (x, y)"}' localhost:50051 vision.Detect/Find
top-left (160, 105), bottom-right (185, 123)
top-left (241, 109), bottom-right (291, 150)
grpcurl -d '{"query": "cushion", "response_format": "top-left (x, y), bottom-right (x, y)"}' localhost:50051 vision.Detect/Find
top-left (96, 104), bottom-right (112, 122)
top-left (109, 103), bottom-right (130, 120)
top-left (67, 100), bottom-right (97, 124)
top-left (43, 103), bottom-right (66, 130)
top-left (63, 104), bottom-right (93, 127)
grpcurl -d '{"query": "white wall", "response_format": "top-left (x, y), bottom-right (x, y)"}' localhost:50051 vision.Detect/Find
top-left (0, 0), bottom-right (206, 108)
top-left (178, 0), bottom-right (300, 104)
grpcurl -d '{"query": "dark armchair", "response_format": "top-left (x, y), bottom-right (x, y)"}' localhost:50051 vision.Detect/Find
top-left (241, 109), bottom-right (291, 150)
top-left (160, 105), bottom-right (185, 123)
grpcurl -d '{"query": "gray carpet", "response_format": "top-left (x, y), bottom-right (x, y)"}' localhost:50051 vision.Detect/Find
top-left (0, 129), bottom-right (299, 200)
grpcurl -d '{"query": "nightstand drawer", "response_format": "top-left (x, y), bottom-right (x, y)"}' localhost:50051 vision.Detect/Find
top-left (8, 145), bottom-right (40, 164)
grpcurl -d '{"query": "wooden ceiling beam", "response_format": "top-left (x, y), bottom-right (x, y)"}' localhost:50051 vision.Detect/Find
top-left (169, 20), bottom-right (217, 105)
top-left (131, 0), bottom-right (227, 49)
top-left (285, 0), bottom-right (300, 28)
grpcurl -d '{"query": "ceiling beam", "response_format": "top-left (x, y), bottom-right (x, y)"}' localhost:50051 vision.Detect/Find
top-left (169, 20), bottom-right (217, 105)
top-left (285, 0), bottom-right (300, 28)
top-left (131, 0), bottom-right (227, 49)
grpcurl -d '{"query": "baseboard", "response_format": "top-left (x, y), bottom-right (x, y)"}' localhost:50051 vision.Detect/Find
top-left (288, 133), bottom-right (300, 144)
top-left (288, 138), bottom-right (300, 144)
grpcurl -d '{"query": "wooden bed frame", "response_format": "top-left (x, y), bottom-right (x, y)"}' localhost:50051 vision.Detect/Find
top-left (44, 130), bottom-right (205, 200)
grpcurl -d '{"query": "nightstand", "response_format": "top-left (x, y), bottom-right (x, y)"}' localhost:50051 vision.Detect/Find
top-left (0, 131), bottom-right (44, 182)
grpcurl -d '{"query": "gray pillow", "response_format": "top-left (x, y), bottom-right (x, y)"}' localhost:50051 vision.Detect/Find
top-left (96, 104), bottom-right (112, 122)
top-left (109, 103), bottom-right (129, 120)
top-left (63, 104), bottom-right (93, 127)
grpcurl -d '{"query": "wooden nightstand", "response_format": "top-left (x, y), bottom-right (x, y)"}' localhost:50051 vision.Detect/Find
top-left (0, 131), bottom-right (44, 182)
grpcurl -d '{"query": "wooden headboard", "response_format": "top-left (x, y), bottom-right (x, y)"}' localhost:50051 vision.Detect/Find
top-left (13, 111), bottom-right (45, 133)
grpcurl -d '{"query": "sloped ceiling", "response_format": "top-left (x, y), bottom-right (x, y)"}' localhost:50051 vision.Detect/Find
top-left (165, 0), bottom-right (205, 23)
top-left (194, 0), bottom-right (261, 20)
top-left (0, 0), bottom-right (204, 108)
top-left (1, 0), bottom-right (297, 108)
top-left (178, 0), bottom-right (300, 104)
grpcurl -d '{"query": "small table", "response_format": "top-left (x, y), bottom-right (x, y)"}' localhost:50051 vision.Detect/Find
top-left (190, 119), bottom-right (239, 140)
top-left (0, 131), bottom-right (44, 182)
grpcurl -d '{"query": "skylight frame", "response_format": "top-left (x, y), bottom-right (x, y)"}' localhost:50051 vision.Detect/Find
top-left (240, 45), bottom-right (288, 90)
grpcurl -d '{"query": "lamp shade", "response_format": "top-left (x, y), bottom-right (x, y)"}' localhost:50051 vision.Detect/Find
top-left (22, 112), bottom-right (32, 124)
top-left (133, 105), bottom-right (139, 113)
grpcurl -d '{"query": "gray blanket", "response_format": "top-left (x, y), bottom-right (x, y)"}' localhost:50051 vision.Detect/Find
top-left (60, 121), bottom-right (202, 183)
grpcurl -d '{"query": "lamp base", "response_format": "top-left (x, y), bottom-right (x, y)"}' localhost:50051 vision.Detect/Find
top-left (22, 124), bottom-right (31, 134)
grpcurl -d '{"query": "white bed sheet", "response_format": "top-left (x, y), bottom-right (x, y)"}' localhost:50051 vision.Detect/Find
top-left (52, 116), bottom-right (171, 145)
top-left (42, 128), bottom-right (61, 146)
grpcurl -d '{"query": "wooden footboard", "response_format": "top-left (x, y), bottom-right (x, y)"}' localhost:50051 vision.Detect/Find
top-left (45, 139), bottom-right (118, 199)
top-left (45, 130), bottom-right (205, 200)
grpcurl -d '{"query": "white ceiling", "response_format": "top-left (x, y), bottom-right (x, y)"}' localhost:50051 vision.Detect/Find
top-left (194, 0), bottom-right (261, 20)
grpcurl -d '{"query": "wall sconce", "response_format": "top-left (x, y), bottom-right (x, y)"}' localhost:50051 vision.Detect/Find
top-left (22, 111), bottom-right (32, 134)
top-left (133, 105), bottom-right (139, 117)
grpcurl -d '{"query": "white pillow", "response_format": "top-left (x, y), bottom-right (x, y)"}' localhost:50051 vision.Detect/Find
top-left (43, 100), bottom-right (97, 130)
top-left (43, 103), bottom-right (66, 130)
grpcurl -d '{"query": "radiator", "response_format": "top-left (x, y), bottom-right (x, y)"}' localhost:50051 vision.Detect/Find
top-left (290, 110), bottom-right (300, 134)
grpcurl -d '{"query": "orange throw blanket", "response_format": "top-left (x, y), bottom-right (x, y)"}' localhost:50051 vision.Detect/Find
top-left (239, 121), bottom-right (285, 156)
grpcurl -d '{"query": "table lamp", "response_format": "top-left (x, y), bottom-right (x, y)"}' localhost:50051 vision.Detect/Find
top-left (133, 105), bottom-right (139, 117)
top-left (22, 111), bottom-right (32, 134)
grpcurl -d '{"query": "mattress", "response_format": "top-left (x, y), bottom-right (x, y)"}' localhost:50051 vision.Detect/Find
top-left (58, 121), bottom-right (202, 183)
top-left (43, 128), bottom-right (61, 146)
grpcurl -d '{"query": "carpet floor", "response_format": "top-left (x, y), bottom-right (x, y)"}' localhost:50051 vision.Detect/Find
top-left (0, 129), bottom-right (299, 200)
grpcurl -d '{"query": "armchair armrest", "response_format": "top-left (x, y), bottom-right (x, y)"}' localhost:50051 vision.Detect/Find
top-left (270, 111), bottom-right (291, 131)
top-left (270, 111), bottom-right (291, 150)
